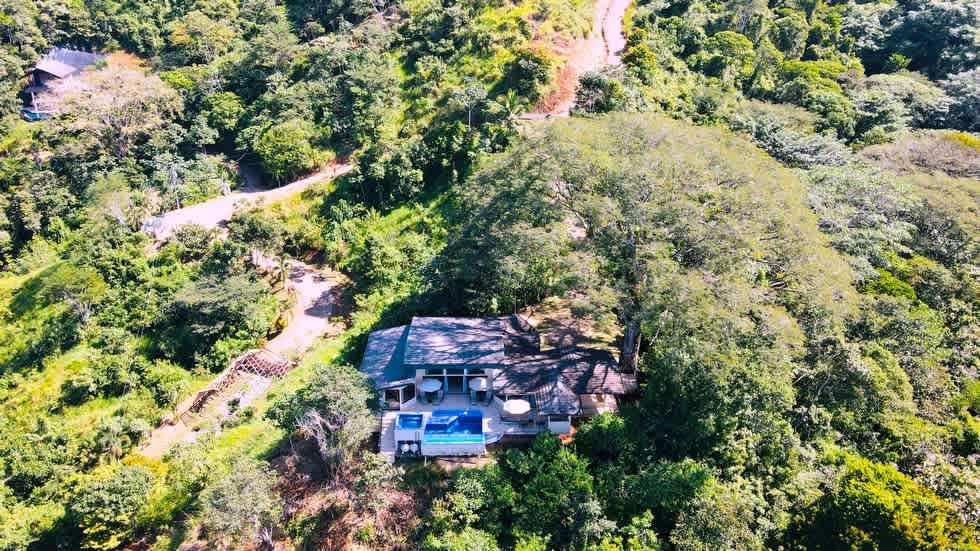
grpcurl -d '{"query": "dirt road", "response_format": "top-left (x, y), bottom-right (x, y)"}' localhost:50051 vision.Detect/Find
top-left (143, 161), bottom-right (352, 243)
top-left (138, 166), bottom-right (350, 458)
top-left (526, 0), bottom-right (631, 117)
top-left (263, 259), bottom-right (345, 359)
top-left (140, 257), bottom-right (345, 458)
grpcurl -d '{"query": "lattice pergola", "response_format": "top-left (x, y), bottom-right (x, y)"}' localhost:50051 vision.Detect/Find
top-left (186, 349), bottom-right (294, 414)
top-left (233, 349), bottom-right (293, 377)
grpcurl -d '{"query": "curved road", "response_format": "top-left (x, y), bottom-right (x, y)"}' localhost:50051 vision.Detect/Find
top-left (144, 163), bottom-right (353, 360)
top-left (143, 161), bottom-right (352, 243)
top-left (140, 169), bottom-right (349, 458)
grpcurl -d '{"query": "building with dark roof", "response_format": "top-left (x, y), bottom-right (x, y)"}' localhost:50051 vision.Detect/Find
top-left (360, 316), bottom-right (638, 433)
top-left (23, 47), bottom-right (105, 121)
top-left (30, 47), bottom-right (105, 83)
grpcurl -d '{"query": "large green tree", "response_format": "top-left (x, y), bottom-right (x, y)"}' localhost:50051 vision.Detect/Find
top-left (788, 451), bottom-right (976, 549)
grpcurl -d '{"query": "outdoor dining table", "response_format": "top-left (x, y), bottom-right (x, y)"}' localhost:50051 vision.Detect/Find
top-left (502, 398), bottom-right (531, 421)
top-left (468, 377), bottom-right (488, 391)
top-left (421, 378), bottom-right (442, 402)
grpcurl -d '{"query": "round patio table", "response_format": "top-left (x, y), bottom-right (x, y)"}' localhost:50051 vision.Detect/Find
top-left (421, 378), bottom-right (442, 393)
top-left (421, 378), bottom-right (442, 402)
top-left (468, 377), bottom-right (488, 391)
top-left (502, 399), bottom-right (531, 416)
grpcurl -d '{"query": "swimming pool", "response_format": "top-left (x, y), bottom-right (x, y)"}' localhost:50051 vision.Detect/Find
top-left (422, 409), bottom-right (484, 444)
top-left (396, 413), bottom-right (423, 430)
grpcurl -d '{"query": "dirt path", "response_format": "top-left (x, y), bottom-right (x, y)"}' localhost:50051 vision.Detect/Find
top-left (143, 161), bottom-right (353, 243)
top-left (139, 166), bottom-right (351, 458)
top-left (264, 259), bottom-right (346, 359)
top-left (139, 258), bottom-right (345, 458)
top-left (146, 159), bottom-right (352, 361)
top-left (524, 0), bottom-right (631, 118)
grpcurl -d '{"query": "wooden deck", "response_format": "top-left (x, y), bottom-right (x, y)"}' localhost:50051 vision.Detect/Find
top-left (378, 394), bottom-right (545, 462)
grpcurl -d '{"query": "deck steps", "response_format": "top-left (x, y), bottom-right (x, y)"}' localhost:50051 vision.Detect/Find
top-left (379, 412), bottom-right (398, 463)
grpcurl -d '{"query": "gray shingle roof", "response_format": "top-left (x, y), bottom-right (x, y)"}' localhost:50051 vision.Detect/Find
top-left (403, 317), bottom-right (509, 366)
top-left (531, 374), bottom-right (582, 415)
top-left (555, 348), bottom-right (638, 395)
top-left (359, 316), bottom-right (638, 406)
top-left (34, 47), bottom-right (105, 79)
top-left (359, 325), bottom-right (412, 388)
top-left (492, 348), bottom-right (637, 397)
top-left (492, 352), bottom-right (561, 395)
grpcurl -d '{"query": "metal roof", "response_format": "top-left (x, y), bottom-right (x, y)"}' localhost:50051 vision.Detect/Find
top-left (359, 325), bottom-right (412, 388)
top-left (34, 47), bottom-right (105, 79)
top-left (359, 317), bottom-right (638, 407)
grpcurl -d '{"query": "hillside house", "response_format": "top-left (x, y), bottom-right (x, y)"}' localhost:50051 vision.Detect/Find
top-left (23, 47), bottom-right (105, 120)
top-left (360, 316), bottom-right (638, 460)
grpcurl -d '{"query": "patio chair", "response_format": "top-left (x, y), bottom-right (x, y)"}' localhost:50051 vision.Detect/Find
top-left (470, 389), bottom-right (490, 406)
top-left (432, 389), bottom-right (445, 405)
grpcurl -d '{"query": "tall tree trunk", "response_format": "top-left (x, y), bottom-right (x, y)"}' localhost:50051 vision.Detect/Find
top-left (620, 321), bottom-right (640, 372)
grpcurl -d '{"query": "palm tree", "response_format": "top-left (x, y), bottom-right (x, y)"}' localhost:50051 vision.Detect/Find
top-left (503, 89), bottom-right (525, 116)
top-left (95, 419), bottom-right (131, 463)
top-left (498, 89), bottom-right (526, 128)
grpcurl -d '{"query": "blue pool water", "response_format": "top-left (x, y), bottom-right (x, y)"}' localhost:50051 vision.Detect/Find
top-left (423, 409), bottom-right (484, 443)
top-left (397, 413), bottom-right (423, 429)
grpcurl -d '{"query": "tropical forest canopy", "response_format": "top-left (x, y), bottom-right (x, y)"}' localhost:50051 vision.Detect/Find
top-left (0, 0), bottom-right (977, 549)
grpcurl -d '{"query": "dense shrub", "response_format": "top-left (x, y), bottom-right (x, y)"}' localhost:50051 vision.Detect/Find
top-left (942, 69), bottom-right (980, 132)
top-left (252, 119), bottom-right (324, 183)
top-left (68, 466), bottom-right (155, 550)
top-left (199, 459), bottom-right (283, 547)
top-left (422, 527), bottom-right (501, 551)
top-left (575, 71), bottom-right (628, 113)
top-left (160, 275), bottom-right (278, 370)
top-left (730, 109), bottom-right (849, 167)
top-left (507, 47), bottom-right (555, 102)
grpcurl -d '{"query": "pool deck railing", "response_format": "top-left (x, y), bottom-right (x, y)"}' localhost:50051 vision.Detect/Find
top-left (379, 394), bottom-right (545, 461)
